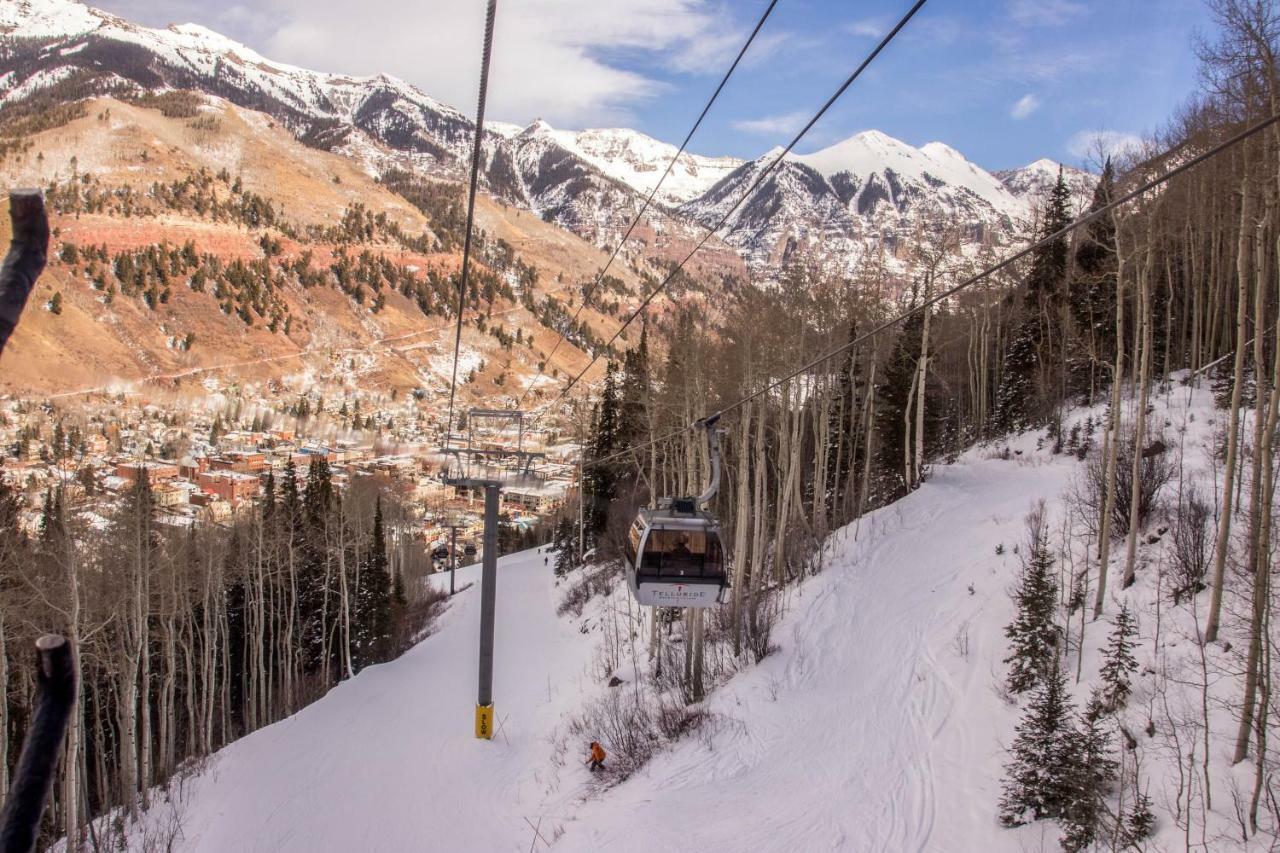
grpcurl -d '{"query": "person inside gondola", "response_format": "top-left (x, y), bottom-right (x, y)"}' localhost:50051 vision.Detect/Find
top-left (667, 534), bottom-right (697, 576)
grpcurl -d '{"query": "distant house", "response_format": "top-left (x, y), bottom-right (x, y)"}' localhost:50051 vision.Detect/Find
top-left (152, 481), bottom-right (189, 508)
top-left (209, 451), bottom-right (267, 474)
top-left (178, 456), bottom-right (208, 479)
top-left (115, 460), bottom-right (180, 482)
top-left (197, 471), bottom-right (259, 506)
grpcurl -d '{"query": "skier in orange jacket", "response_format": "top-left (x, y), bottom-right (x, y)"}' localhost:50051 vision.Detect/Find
top-left (586, 741), bottom-right (606, 772)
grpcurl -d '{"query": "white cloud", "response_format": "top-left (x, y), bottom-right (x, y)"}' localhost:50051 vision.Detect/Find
top-left (255, 0), bottom-right (735, 127)
top-left (1007, 0), bottom-right (1085, 27)
top-left (1067, 129), bottom-right (1145, 160)
top-left (846, 18), bottom-right (885, 39)
top-left (1010, 93), bottom-right (1040, 119)
top-left (731, 111), bottom-right (809, 136)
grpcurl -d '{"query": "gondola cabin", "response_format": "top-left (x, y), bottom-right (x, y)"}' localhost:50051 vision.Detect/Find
top-left (625, 500), bottom-right (727, 608)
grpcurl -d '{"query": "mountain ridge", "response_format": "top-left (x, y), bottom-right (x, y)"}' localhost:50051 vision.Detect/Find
top-left (0, 0), bottom-right (1093, 280)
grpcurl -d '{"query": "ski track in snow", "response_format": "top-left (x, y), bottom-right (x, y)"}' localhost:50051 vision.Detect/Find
top-left (131, 449), bottom-right (1077, 852)
top-left (551, 459), bottom-right (1073, 853)
top-left (151, 550), bottom-right (597, 852)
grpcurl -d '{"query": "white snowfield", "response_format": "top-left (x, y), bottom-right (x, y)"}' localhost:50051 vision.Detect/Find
top-left (130, 446), bottom-right (1081, 852)
top-left (127, 383), bottom-right (1245, 851)
top-left (554, 457), bottom-right (1074, 853)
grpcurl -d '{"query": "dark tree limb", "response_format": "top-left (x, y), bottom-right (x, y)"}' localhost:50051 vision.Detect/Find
top-left (0, 190), bottom-right (49, 358)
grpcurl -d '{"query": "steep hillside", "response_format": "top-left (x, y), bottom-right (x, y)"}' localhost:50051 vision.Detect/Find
top-left (110, 380), bottom-right (1255, 852)
top-left (0, 94), bottom-right (662, 399)
top-left (1, 0), bottom-right (1084, 286)
top-left (0, 0), bottom-right (745, 281)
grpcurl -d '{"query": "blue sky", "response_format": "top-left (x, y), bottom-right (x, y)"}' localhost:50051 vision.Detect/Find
top-left (95, 0), bottom-right (1215, 171)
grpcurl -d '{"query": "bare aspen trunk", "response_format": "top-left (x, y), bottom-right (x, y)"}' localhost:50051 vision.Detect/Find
top-left (914, 275), bottom-right (932, 487)
top-left (1094, 226), bottom-right (1128, 619)
top-left (1121, 227), bottom-right (1156, 588)
top-left (1206, 177), bottom-right (1255, 643)
top-left (902, 366), bottom-right (918, 491)
top-left (731, 402), bottom-right (752, 656)
top-left (1233, 227), bottom-right (1280, 762)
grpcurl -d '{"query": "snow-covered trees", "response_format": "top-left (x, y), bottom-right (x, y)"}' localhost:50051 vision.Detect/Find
top-left (551, 516), bottom-right (581, 577)
top-left (1099, 602), bottom-right (1137, 711)
top-left (994, 169), bottom-right (1073, 433)
top-left (1003, 511), bottom-right (1060, 694)
top-left (999, 663), bottom-right (1080, 826)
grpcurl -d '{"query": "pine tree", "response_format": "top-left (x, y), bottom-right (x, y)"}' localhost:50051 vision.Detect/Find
top-left (826, 320), bottom-right (864, 514)
top-left (877, 308), bottom-right (925, 494)
top-left (994, 169), bottom-right (1074, 432)
top-left (355, 496), bottom-right (392, 668)
top-left (1059, 692), bottom-right (1118, 851)
top-left (1122, 788), bottom-right (1155, 845)
top-left (583, 362), bottom-right (621, 538)
top-left (1099, 602), bottom-right (1138, 710)
top-left (551, 516), bottom-right (579, 577)
top-left (1068, 158), bottom-right (1117, 399)
top-left (1004, 525), bottom-right (1060, 694)
top-left (999, 663), bottom-right (1079, 826)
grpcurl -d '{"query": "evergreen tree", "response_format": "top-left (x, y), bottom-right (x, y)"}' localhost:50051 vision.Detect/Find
top-left (1003, 525), bottom-right (1060, 694)
top-left (355, 496), bottom-right (392, 668)
top-left (38, 486), bottom-right (58, 541)
top-left (1025, 169), bottom-right (1072, 304)
top-left (583, 362), bottom-right (621, 538)
top-left (1068, 158), bottom-right (1118, 399)
top-left (1059, 692), bottom-right (1118, 851)
top-left (1122, 788), bottom-right (1155, 845)
top-left (876, 308), bottom-right (925, 495)
top-left (1100, 602), bottom-right (1138, 711)
top-left (999, 663), bottom-right (1079, 826)
top-left (299, 457), bottom-right (335, 673)
top-left (0, 469), bottom-right (25, 549)
top-left (826, 320), bottom-right (865, 514)
top-left (994, 169), bottom-right (1074, 432)
top-left (551, 516), bottom-right (579, 577)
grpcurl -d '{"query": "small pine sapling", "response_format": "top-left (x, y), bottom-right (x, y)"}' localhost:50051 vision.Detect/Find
top-left (1100, 602), bottom-right (1138, 711)
top-left (1004, 516), bottom-right (1060, 694)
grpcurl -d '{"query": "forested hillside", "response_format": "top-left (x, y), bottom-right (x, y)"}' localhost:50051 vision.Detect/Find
top-left (545, 2), bottom-right (1280, 848)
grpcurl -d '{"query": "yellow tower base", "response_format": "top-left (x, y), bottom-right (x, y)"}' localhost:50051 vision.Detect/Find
top-left (475, 703), bottom-right (494, 739)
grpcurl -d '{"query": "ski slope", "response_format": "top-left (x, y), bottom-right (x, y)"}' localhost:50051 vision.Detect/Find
top-left (128, 435), bottom-right (1093, 852)
top-left (553, 454), bottom-right (1074, 853)
top-left (144, 549), bottom-right (599, 852)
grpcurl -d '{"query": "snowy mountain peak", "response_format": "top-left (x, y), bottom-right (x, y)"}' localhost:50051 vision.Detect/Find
top-left (792, 129), bottom-right (1025, 220)
top-left (0, 0), bottom-right (106, 37)
top-left (919, 141), bottom-right (967, 162)
top-left (522, 118), bottom-right (554, 136)
top-left (996, 159), bottom-right (1097, 204)
top-left (521, 122), bottom-right (743, 206)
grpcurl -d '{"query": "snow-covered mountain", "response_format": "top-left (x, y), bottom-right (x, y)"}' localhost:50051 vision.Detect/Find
top-left (996, 158), bottom-right (1097, 207)
top-left (547, 126), bottom-right (744, 206)
top-left (0, 0), bottom-right (1091, 281)
top-left (794, 130), bottom-right (1027, 221)
top-left (678, 132), bottom-right (1095, 275)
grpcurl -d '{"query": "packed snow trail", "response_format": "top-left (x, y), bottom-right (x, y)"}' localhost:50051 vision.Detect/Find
top-left (132, 444), bottom-right (1079, 852)
top-left (150, 548), bottom-right (597, 852)
top-left (553, 452), bottom-right (1076, 853)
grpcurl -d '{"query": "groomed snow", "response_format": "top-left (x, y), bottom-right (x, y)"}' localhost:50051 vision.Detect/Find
top-left (117, 423), bottom-right (1086, 852)
top-left (118, 382), bottom-right (1249, 851)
